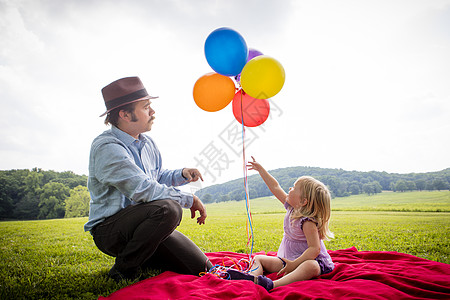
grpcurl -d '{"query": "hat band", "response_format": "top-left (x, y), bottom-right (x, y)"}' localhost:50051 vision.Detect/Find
top-left (105, 89), bottom-right (148, 111)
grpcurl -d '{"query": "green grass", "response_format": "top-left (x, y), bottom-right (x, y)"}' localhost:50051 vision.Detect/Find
top-left (179, 196), bottom-right (450, 263)
top-left (331, 191), bottom-right (450, 212)
top-left (0, 191), bottom-right (449, 299)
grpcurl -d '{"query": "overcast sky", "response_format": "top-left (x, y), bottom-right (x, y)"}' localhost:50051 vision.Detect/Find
top-left (1, 0), bottom-right (449, 191)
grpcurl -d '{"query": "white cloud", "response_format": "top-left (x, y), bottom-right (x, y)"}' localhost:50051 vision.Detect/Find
top-left (0, 0), bottom-right (449, 187)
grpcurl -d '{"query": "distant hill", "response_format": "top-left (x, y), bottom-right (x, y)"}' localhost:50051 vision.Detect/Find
top-left (195, 166), bottom-right (450, 203)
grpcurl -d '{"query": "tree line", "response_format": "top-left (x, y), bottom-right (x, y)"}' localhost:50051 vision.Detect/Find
top-left (195, 166), bottom-right (450, 204)
top-left (1, 166), bottom-right (449, 220)
top-left (0, 168), bottom-right (89, 220)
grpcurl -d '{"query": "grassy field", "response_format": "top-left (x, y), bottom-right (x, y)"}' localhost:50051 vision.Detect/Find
top-left (0, 191), bottom-right (449, 299)
top-left (331, 190), bottom-right (450, 211)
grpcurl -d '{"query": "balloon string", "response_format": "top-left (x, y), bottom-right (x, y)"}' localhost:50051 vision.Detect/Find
top-left (200, 89), bottom-right (255, 278)
top-left (240, 89), bottom-right (254, 261)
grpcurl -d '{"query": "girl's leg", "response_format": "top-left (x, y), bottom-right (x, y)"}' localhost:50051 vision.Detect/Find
top-left (273, 259), bottom-right (320, 288)
top-left (250, 255), bottom-right (285, 276)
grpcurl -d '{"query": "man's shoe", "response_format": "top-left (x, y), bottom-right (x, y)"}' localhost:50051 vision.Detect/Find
top-left (108, 265), bottom-right (135, 283)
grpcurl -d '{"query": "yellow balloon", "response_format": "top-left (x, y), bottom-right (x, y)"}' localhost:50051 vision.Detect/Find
top-left (240, 55), bottom-right (285, 99)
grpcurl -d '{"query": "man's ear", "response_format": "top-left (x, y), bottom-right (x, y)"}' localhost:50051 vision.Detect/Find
top-left (118, 110), bottom-right (130, 122)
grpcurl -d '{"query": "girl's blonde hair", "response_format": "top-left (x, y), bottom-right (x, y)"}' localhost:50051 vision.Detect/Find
top-left (291, 176), bottom-right (334, 240)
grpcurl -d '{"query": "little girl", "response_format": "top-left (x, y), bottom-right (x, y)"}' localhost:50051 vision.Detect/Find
top-left (227, 157), bottom-right (334, 291)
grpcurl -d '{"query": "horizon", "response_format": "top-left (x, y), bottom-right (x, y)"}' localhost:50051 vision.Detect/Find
top-left (2, 164), bottom-right (449, 176)
top-left (2, 163), bottom-right (448, 191)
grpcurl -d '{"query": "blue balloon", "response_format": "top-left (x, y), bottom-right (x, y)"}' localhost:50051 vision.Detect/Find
top-left (204, 27), bottom-right (248, 76)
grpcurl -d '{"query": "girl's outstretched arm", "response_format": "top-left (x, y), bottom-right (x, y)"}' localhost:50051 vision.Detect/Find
top-left (247, 156), bottom-right (287, 204)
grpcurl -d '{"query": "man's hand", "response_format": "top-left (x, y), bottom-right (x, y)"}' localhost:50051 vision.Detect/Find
top-left (190, 195), bottom-right (207, 225)
top-left (182, 168), bottom-right (204, 182)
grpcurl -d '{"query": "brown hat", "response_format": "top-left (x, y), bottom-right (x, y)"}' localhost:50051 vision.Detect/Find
top-left (100, 76), bottom-right (158, 117)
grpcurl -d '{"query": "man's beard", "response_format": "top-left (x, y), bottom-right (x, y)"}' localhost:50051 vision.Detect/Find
top-left (130, 113), bottom-right (155, 123)
top-left (130, 112), bottom-right (138, 122)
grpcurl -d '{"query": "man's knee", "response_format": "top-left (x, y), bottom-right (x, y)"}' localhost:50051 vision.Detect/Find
top-left (164, 199), bottom-right (182, 218)
top-left (156, 199), bottom-right (183, 225)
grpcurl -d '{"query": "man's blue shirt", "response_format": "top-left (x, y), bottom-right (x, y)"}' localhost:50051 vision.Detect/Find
top-left (84, 126), bottom-right (192, 232)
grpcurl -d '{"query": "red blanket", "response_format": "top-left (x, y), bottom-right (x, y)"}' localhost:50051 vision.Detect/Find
top-left (101, 247), bottom-right (450, 299)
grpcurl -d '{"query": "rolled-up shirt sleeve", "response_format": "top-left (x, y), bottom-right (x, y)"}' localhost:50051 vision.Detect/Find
top-left (93, 142), bottom-right (193, 208)
top-left (158, 168), bottom-right (190, 187)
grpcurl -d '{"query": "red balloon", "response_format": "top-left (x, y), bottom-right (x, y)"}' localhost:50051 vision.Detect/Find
top-left (232, 90), bottom-right (270, 127)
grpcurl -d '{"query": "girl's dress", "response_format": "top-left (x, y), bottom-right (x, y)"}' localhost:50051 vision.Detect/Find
top-left (277, 202), bottom-right (334, 274)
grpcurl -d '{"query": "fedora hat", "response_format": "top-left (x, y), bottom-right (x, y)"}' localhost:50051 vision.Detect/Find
top-left (100, 76), bottom-right (158, 117)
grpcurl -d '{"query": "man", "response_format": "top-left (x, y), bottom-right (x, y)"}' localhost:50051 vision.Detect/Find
top-left (84, 76), bottom-right (212, 282)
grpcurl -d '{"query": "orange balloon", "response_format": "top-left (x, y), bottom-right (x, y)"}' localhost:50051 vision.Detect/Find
top-left (193, 73), bottom-right (236, 112)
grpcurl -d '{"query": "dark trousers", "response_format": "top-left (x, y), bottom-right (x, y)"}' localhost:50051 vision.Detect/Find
top-left (92, 199), bottom-right (212, 276)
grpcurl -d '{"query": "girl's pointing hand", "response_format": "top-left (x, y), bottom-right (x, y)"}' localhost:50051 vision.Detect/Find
top-left (247, 156), bottom-right (263, 172)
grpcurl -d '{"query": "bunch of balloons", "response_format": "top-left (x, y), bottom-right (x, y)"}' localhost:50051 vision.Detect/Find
top-left (193, 27), bottom-right (285, 127)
